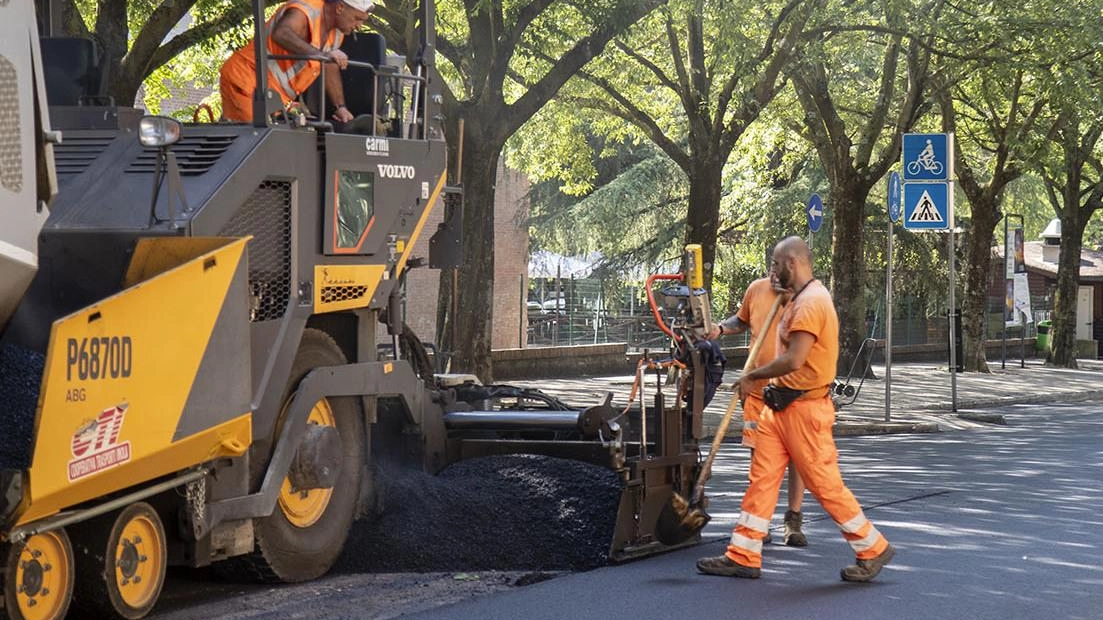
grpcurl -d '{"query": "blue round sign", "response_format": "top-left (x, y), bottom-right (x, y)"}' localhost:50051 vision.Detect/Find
top-left (888, 171), bottom-right (902, 223)
top-left (807, 194), bottom-right (824, 233)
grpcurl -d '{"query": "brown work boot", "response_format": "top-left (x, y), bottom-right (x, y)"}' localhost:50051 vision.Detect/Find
top-left (696, 555), bottom-right (761, 579)
top-left (783, 510), bottom-right (807, 547)
top-left (840, 544), bottom-right (895, 582)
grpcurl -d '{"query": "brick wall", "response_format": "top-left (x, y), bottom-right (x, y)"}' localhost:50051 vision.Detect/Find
top-left (492, 166), bottom-right (529, 349)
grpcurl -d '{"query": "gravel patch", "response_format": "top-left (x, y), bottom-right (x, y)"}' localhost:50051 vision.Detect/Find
top-left (0, 343), bottom-right (44, 470)
top-left (335, 454), bottom-right (623, 573)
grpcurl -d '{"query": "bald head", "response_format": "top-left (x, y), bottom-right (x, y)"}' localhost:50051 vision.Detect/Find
top-left (770, 235), bottom-right (814, 291)
top-left (775, 236), bottom-right (812, 267)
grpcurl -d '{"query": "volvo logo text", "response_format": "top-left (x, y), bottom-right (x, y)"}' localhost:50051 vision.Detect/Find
top-left (377, 164), bottom-right (416, 179)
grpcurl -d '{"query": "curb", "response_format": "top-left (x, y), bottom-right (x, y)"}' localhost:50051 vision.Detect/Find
top-left (910, 390), bottom-right (1103, 412)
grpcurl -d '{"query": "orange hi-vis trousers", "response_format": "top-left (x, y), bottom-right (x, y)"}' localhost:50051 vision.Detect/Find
top-left (725, 394), bottom-right (889, 569)
top-left (741, 392), bottom-right (766, 449)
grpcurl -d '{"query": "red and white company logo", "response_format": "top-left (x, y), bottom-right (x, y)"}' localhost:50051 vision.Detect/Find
top-left (68, 404), bottom-right (131, 481)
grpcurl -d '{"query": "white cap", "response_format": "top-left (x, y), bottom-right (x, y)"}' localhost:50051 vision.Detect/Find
top-left (342, 0), bottom-right (374, 11)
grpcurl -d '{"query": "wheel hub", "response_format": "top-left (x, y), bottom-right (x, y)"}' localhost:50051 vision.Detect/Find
top-left (20, 559), bottom-right (43, 597)
top-left (118, 539), bottom-right (140, 580)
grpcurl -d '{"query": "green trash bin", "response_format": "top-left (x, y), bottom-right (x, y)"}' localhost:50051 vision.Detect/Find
top-left (1036, 320), bottom-right (1051, 351)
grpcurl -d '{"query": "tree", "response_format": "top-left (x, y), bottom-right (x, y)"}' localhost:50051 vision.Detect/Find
top-left (378, 0), bottom-right (663, 379)
top-left (936, 70), bottom-right (1044, 372)
top-left (36, 0), bottom-right (276, 107)
top-left (556, 0), bottom-right (821, 291)
top-left (789, 2), bottom-right (935, 367)
top-left (1036, 108), bottom-right (1103, 368)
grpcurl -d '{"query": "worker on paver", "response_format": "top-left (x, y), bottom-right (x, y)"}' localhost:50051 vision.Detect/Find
top-left (698, 236), bottom-right (894, 581)
top-left (220, 0), bottom-right (373, 123)
top-left (709, 275), bottom-right (808, 547)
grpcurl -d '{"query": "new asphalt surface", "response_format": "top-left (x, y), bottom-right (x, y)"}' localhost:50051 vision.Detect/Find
top-left (147, 356), bottom-right (1103, 619)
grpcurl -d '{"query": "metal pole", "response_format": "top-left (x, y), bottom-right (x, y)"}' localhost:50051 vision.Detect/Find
top-left (251, 1), bottom-right (269, 128)
top-left (949, 225), bottom-right (958, 412)
top-left (1015, 215), bottom-right (1026, 368)
top-left (885, 219), bottom-right (894, 422)
top-left (949, 133), bottom-right (957, 412)
top-left (1002, 215), bottom-right (1008, 369)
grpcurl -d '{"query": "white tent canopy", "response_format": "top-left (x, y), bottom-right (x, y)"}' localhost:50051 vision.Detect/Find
top-left (528, 250), bottom-right (602, 279)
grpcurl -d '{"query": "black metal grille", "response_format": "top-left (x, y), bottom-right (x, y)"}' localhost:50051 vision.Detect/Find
top-left (219, 180), bottom-right (292, 322)
top-left (0, 54), bottom-right (22, 192)
top-left (127, 133), bottom-right (236, 176)
top-left (320, 285), bottom-right (369, 305)
top-left (52, 135), bottom-right (114, 176)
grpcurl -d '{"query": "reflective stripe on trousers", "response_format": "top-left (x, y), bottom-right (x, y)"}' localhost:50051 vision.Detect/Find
top-left (725, 396), bottom-right (889, 569)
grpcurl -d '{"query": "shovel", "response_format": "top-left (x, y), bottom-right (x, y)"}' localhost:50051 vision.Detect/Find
top-left (653, 294), bottom-right (783, 545)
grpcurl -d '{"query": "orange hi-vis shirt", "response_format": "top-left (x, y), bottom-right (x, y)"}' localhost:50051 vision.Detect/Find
top-left (776, 279), bottom-right (838, 391)
top-left (220, 0), bottom-right (343, 121)
top-left (735, 278), bottom-right (780, 398)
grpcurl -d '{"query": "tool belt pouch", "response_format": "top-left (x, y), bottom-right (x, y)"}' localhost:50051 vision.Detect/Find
top-left (762, 384), bottom-right (806, 412)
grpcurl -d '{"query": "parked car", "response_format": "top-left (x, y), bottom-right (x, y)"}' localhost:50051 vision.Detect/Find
top-left (541, 296), bottom-right (567, 314)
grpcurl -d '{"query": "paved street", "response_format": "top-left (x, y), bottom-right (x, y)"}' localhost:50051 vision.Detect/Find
top-left (151, 397), bottom-right (1103, 620)
top-left (410, 400), bottom-right (1103, 620)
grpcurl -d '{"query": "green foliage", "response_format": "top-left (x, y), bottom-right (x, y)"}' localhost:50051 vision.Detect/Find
top-left (528, 140), bottom-right (688, 275)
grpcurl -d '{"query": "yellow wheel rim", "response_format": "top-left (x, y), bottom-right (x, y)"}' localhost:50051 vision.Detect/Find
top-left (278, 398), bottom-right (336, 528)
top-left (13, 531), bottom-right (71, 620)
top-left (114, 513), bottom-right (163, 610)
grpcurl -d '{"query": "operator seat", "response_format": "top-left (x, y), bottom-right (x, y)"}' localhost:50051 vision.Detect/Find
top-left (39, 37), bottom-right (109, 106)
top-left (338, 31), bottom-right (387, 117)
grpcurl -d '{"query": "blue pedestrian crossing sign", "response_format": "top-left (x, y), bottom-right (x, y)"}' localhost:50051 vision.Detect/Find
top-left (888, 171), bottom-right (902, 223)
top-left (903, 133), bottom-right (949, 181)
top-left (807, 193), bottom-right (824, 233)
top-left (903, 182), bottom-right (950, 230)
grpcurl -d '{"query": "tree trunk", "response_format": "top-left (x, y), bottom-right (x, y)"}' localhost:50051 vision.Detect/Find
top-left (961, 194), bottom-right (1000, 373)
top-left (829, 177), bottom-right (868, 375)
top-left (1049, 214), bottom-right (1085, 368)
top-left (683, 159), bottom-right (724, 291)
top-left (443, 119), bottom-right (504, 381)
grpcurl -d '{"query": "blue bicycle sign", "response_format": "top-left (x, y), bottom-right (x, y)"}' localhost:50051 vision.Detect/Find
top-left (902, 134), bottom-right (949, 181)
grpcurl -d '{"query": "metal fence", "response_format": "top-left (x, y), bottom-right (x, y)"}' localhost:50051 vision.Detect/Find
top-left (524, 275), bottom-right (1051, 352)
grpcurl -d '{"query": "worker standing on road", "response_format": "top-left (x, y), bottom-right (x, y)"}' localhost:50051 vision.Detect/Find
top-left (709, 273), bottom-right (809, 547)
top-left (220, 0), bottom-right (373, 123)
top-left (698, 236), bottom-right (894, 582)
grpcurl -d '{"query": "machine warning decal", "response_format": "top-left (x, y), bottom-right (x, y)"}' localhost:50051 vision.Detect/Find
top-left (66, 336), bottom-right (132, 381)
top-left (68, 403), bottom-right (132, 481)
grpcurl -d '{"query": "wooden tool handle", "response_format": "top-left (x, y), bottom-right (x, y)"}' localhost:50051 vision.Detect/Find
top-left (690, 294), bottom-right (783, 505)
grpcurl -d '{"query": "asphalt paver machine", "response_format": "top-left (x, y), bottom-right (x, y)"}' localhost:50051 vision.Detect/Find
top-left (0, 2), bottom-right (713, 618)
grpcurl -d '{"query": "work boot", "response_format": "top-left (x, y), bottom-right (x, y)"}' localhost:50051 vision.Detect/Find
top-left (783, 510), bottom-right (807, 547)
top-left (840, 544), bottom-right (895, 582)
top-left (696, 555), bottom-right (761, 579)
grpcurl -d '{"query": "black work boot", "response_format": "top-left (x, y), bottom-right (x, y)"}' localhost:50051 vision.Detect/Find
top-left (696, 555), bottom-right (761, 579)
top-left (783, 510), bottom-right (808, 547)
top-left (840, 544), bottom-right (895, 582)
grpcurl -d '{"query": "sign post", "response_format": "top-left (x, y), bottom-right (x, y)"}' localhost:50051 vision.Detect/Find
top-left (885, 172), bottom-right (901, 422)
top-left (902, 133), bottom-right (956, 411)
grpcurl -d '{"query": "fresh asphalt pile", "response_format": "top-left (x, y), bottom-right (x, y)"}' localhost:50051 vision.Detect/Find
top-left (335, 454), bottom-right (623, 573)
top-left (0, 343), bottom-right (44, 470)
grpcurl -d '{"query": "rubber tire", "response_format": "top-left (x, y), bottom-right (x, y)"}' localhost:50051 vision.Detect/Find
top-left (3, 530), bottom-right (75, 620)
top-left (230, 328), bottom-right (364, 583)
top-left (70, 502), bottom-right (167, 620)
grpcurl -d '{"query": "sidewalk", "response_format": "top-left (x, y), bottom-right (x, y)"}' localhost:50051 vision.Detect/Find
top-left (513, 358), bottom-right (1103, 437)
